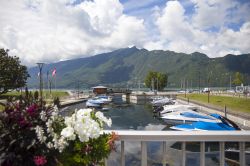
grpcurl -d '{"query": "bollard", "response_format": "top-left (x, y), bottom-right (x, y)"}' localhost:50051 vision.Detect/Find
top-left (224, 105), bottom-right (227, 118)
top-left (188, 98), bottom-right (189, 104)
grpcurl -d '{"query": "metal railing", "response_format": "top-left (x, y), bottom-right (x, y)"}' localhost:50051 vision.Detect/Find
top-left (104, 130), bottom-right (250, 166)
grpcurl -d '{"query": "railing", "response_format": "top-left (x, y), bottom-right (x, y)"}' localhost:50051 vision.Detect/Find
top-left (104, 130), bottom-right (250, 166)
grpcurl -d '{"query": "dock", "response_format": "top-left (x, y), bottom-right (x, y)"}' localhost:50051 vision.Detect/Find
top-left (60, 98), bottom-right (87, 107)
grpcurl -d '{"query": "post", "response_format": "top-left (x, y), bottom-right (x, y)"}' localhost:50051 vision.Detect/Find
top-left (199, 71), bottom-right (201, 94)
top-left (157, 78), bottom-right (159, 92)
top-left (121, 141), bottom-right (125, 166)
top-left (208, 91), bottom-right (210, 103)
top-left (162, 141), bottom-right (167, 165)
top-left (141, 141), bottom-right (147, 166)
top-left (49, 79), bottom-right (52, 95)
top-left (230, 75), bottom-right (232, 90)
top-left (224, 105), bottom-right (227, 118)
top-left (77, 80), bottom-right (80, 99)
top-left (182, 142), bottom-right (186, 166)
top-left (240, 142), bottom-right (246, 166)
top-left (184, 78), bottom-right (186, 98)
top-left (200, 142), bottom-right (205, 166)
top-left (37, 63), bottom-right (44, 105)
top-left (220, 142), bottom-right (225, 166)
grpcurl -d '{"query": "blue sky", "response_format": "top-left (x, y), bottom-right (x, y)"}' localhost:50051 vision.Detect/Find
top-left (0, 0), bottom-right (249, 66)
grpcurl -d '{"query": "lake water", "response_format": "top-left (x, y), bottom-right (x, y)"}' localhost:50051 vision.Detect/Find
top-left (60, 95), bottom-right (249, 166)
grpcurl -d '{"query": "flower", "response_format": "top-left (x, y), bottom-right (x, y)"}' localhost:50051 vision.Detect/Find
top-left (95, 111), bottom-right (112, 127)
top-left (35, 125), bottom-right (47, 143)
top-left (40, 111), bottom-right (47, 121)
top-left (27, 104), bottom-right (37, 116)
top-left (33, 156), bottom-right (47, 166)
top-left (61, 126), bottom-right (76, 140)
top-left (107, 132), bottom-right (119, 151)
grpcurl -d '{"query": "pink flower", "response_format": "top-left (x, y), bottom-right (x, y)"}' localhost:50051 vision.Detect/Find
top-left (33, 156), bottom-right (47, 166)
top-left (18, 118), bottom-right (27, 127)
top-left (27, 104), bottom-right (37, 116)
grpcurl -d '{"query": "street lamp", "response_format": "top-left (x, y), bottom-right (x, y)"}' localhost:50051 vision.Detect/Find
top-left (37, 62), bottom-right (44, 105)
top-left (207, 71), bottom-right (212, 103)
top-left (198, 71), bottom-right (201, 93)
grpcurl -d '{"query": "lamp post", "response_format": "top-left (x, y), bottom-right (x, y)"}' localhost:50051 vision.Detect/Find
top-left (37, 62), bottom-right (44, 105)
top-left (198, 71), bottom-right (201, 93)
top-left (184, 78), bottom-right (186, 98)
top-left (207, 71), bottom-right (212, 103)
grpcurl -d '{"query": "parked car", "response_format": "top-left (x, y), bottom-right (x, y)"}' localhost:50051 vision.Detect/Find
top-left (202, 88), bottom-right (210, 93)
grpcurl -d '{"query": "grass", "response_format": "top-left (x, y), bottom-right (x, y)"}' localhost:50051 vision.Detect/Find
top-left (0, 105), bottom-right (4, 111)
top-left (0, 90), bottom-right (69, 99)
top-left (178, 93), bottom-right (250, 113)
top-left (0, 90), bottom-right (70, 111)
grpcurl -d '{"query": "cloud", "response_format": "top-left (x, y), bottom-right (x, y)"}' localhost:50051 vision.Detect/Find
top-left (0, 0), bottom-right (147, 66)
top-left (0, 0), bottom-right (249, 66)
top-left (146, 0), bottom-right (250, 57)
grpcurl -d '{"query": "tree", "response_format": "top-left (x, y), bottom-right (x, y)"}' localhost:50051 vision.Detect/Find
top-left (144, 71), bottom-right (168, 91)
top-left (0, 48), bottom-right (29, 95)
top-left (232, 72), bottom-right (244, 86)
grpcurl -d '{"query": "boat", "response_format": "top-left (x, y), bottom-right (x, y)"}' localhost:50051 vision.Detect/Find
top-left (86, 100), bottom-right (102, 108)
top-left (161, 110), bottom-right (220, 125)
top-left (94, 95), bottom-right (112, 104)
top-left (170, 114), bottom-right (241, 131)
top-left (151, 97), bottom-right (175, 107)
top-left (160, 104), bottom-right (198, 116)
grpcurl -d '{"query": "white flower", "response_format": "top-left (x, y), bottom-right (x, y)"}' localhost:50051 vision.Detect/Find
top-left (35, 125), bottom-right (46, 143)
top-left (64, 117), bottom-right (73, 127)
top-left (40, 111), bottom-right (47, 121)
top-left (61, 126), bottom-right (76, 140)
top-left (57, 137), bottom-right (68, 153)
top-left (47, 142), bottom-right (54, 149)
top-left (46, 119), bottom-right (54, 136)
top-left (107, 118), bottom-right (112, 127)
top-left (95, 111), bottom-right (112, 127)
top-left (51, 106), bottom-right (59, 120)
top-left (76, 108), bottom-right (92, 119)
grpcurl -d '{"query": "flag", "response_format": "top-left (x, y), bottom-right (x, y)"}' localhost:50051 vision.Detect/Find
top-left (52, 68), bottom-right (56, 77)
top-left (37, 72), bottom-right (40, 77)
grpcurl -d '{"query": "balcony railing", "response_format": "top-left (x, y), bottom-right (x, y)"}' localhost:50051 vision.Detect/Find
top-left (104, 130), bottom-right (250, 166)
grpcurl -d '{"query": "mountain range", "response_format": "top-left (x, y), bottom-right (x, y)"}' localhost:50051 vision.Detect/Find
top-left (27, 47), bottom-right (250, 89)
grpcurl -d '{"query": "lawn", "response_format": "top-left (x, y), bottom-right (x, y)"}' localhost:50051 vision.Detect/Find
top-left (0, 90), bottom-right (69, 99)
top-left (0, 90), bottom-right (70, 111)
top-left (178, 93), bottom-right (250, 113)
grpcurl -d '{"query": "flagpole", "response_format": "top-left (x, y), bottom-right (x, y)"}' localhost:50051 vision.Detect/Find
top-left (55, 74), bottom-right (56, 91)
top-left (47, 71), bottom-right (49, 99)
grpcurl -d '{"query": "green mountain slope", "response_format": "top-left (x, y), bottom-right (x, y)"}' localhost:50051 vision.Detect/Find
top-left (27, 47), bottom-right (250, 89)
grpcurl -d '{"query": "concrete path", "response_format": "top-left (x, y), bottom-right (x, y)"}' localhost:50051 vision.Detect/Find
top-left (177, 98), bottom-right (250, 129)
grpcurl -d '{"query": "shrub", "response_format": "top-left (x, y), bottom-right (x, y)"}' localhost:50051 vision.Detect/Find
top-left (0, 94), bottom-right (118, 166)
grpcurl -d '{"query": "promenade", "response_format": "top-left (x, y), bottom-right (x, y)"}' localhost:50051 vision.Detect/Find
top-left (177, 98), bottom-right (250, 129)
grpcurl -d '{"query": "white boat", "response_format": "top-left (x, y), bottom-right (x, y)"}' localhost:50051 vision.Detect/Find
top-left (161, 110), bottom-right (220, 125)
top-left (94, 95), bottom-right (112, 104)
top-left (86, 100), bottom-right (102, 108)
top-left (170, 114), bottom-right (241, 131)
top-left (160, 104), bottom-right (198, 116)
top-left (151, 97), bottom-right (175, 107)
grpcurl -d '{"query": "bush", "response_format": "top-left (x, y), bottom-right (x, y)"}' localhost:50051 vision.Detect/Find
top-left (0, 92), bottom-right (118, 166)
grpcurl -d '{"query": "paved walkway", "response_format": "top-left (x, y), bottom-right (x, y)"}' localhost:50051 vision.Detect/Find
top-left (177, 98), bottom-right (250, 129)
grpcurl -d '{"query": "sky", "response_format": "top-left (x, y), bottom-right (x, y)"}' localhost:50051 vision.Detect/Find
top-left (0, 0), bottom-right (250, 66)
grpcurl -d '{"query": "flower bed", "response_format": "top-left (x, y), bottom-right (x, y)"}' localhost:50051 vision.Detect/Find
top-left (0, 95), bottom-right (118, 166)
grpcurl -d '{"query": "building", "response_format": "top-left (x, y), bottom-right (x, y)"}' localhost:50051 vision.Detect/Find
top-left (92, 86), bottom-right (108, 94)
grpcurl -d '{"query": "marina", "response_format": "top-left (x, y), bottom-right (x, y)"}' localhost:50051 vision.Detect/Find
top-left (1, 1), bottom-right (250, 165)
top-left (59, 93), bottom-right (250, 166)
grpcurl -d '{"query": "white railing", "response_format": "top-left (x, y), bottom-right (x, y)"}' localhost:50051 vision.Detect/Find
top-left (104, 130), bottom-right (250, 166)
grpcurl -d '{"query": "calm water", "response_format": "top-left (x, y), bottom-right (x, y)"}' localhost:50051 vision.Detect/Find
top-left (60, 95), bottom-right (250, 166)
top-left (60, 94), bottom-right (170, 131)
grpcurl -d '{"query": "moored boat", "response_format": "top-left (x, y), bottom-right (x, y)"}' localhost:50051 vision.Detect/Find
top-left (170, 114), bottom-right (241, 131)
